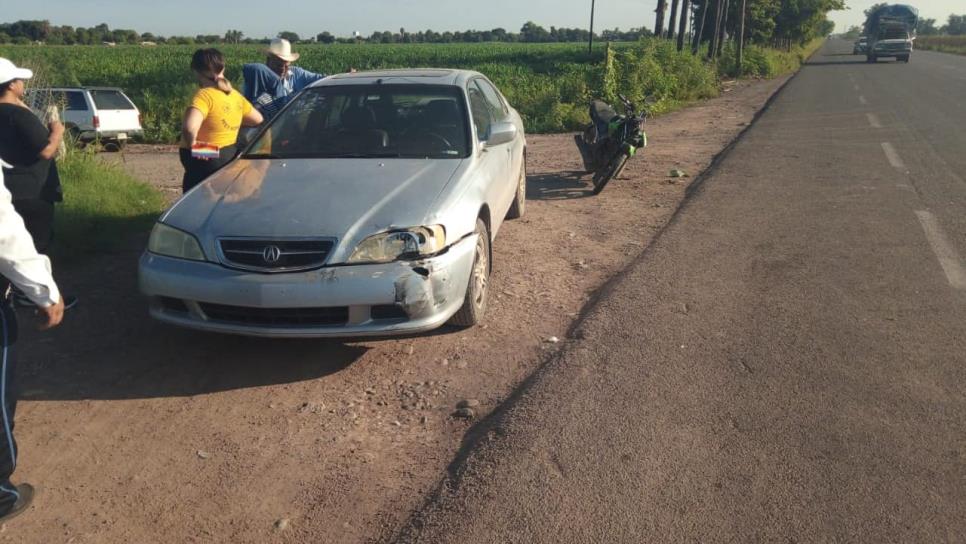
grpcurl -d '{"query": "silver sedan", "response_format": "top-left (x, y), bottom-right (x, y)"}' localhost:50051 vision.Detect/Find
top-left (139, 69), bottom-right (527, 337)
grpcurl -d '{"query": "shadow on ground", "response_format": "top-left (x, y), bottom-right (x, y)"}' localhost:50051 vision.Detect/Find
top-left (16, 250), bottom-right (373, 401)
top-left (526, 172), bottom-right (594, 200)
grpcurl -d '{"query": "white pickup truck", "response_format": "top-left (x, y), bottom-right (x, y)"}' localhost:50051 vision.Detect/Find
top-left (26, 86), bottom-right (144, 148)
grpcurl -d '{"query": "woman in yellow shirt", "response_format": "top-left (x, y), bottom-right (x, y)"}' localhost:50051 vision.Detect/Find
top-left (179, 48), bottom-right (263, 192)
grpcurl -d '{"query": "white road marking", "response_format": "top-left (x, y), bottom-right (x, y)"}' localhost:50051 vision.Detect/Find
top-left (915, 211), bottom-right (966, 290)
top-left (859, 95), bottom-right (868, 105)
top-left (881, 142), bottom-right (906, 171)
top-left (866, 113), bottom-right (882, 128)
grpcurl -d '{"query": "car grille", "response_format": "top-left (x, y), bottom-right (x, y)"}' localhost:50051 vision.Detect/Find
top-left (219, 239), bottom-right (335, 272)
top-left (199, 303), bottom-right (349, 327)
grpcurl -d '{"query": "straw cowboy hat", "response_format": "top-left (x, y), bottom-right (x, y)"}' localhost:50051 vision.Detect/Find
top-left (265, 38), bottom-right (300, 62)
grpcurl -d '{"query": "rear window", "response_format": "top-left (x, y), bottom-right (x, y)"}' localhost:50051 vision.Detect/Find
top-left (89, 90), bottom-right (135, 110)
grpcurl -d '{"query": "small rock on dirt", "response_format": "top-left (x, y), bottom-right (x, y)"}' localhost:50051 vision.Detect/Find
top-left (274, 518), bottom-right (290, 531)
top-left (457, 399), bottom-right (481, 409)
top-left (669, 169), bottom-right (688, 178)
top-left (196, 450), bottom-right (210, 460)
top-left (545, 336), bottom-right (560, 344)
top-left (455, 361), bottom-right (468, 370)
top-left (454, 408), bottom-right (476, 419)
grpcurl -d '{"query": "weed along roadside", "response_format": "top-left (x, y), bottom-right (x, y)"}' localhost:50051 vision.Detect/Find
top-left (52, 147), bottom-right (165, 261)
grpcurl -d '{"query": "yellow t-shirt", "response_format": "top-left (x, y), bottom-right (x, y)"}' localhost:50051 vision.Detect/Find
top-left (189, 87), bottom-right (254, 149)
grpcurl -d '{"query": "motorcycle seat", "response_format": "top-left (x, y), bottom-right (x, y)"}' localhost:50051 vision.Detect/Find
top-left (590, 100), bottom-right (619, 139)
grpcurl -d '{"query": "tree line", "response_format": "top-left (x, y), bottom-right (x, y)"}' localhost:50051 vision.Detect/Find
top-left (653, 0), bottom-right (843, 53)
top-left (0, 19), bottom-right (650, 45)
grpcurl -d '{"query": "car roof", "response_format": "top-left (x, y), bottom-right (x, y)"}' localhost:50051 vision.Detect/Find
top-left (314, 69), bottom-right (484, 88)
top-left (27, 86), bottom-right (127, 92)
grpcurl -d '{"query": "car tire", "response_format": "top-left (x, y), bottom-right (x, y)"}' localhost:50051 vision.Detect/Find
top-left (449, 218), bottom-right (491, 328)
top-left (506, 153), bottom-right (526, 220)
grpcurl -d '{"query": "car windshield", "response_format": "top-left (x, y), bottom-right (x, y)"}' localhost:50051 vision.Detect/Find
top-left (880, 27), bottom-right (908, 40)
top-left (244, 84), bottom-right (471, 160)
top-left (89, 89), bottom-right (135, 110)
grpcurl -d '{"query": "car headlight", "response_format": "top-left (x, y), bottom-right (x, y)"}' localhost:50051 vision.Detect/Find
top-left (148, 223), bottom-right (206, 261)
top-left (347, 226), bottom-right (446, 264)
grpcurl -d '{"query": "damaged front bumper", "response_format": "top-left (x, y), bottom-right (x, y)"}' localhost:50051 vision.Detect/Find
top-left (138, 234), bottom-right (478, 338)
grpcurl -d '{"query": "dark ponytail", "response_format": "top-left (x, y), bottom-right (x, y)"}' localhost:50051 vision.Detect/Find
top-left (191, 48), bottom-right (232, 93)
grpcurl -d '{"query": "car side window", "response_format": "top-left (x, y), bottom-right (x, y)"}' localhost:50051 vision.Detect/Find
top-left (474, 79), bottom-right (508, 121)
top-left (467, 85), bottom-right (492, 142)
top-left (66, 91), bottom-right (88, 111)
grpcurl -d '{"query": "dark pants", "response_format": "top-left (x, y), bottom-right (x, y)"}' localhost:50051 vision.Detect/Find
top-left (11, 200), bottom-right (54, 253)
top-left (179, 145), bottom-right (237, 193)
top-left (0, 294), bottom-right (20, 513)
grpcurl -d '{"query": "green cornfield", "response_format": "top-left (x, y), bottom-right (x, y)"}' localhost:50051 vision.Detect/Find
top-left (916, 36), bottom-right (966, 56)
top-left (1, 40), bottom-right (725, 142)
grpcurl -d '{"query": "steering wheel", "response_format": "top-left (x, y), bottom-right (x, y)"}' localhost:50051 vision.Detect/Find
top-left (422, 132), bottom-right (454, 150)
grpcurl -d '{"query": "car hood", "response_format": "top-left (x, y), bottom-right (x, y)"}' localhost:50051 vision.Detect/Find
top-left (162, 157), bottom-right (463, 260)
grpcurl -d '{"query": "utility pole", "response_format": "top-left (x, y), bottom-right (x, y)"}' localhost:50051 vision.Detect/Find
top-left (589, 0), bottom-right (596, 54)
top-left (667, 0), bottom-right (681, 40)
top-left (736, 0), bottom-right (747, 77)
top-left (677, 0), bottom-right (691, 51)
top-left (655, 0), bottom-right (668, 37)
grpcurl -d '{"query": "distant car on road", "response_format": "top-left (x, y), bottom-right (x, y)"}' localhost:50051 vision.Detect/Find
top-left (26, 86), bottom-right (143, 148)
top-left (139, 69), bottom-right (528, 338)
top-left (853, 36), bottom-right (869, 55)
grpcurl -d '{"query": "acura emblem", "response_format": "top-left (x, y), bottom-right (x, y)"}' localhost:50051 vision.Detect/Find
top-left (262, 245), bottom-right (282, 264)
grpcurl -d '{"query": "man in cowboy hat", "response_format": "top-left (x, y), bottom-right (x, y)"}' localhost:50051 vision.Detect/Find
top-left (242, 38), bottom-right (326, 121)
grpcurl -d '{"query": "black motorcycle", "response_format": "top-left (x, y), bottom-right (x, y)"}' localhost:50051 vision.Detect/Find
top-left (575, 94), bottom-right (651, 195)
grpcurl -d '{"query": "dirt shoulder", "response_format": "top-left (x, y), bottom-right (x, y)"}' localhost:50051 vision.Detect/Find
top-left (7, 76), bottom-right (788, 544)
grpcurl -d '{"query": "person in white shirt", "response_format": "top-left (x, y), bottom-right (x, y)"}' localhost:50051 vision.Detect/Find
top-left (0, 157), bottom-right (64, 523)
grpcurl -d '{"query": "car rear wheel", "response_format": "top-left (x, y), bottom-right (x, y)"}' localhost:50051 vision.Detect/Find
top-left (449, 218), bottom-right (490, 327)
top-left (506, 154), bottom-right (526, 220)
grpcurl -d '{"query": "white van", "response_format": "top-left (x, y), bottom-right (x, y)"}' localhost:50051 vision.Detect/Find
top-left (26, 86), bottom-right (144, 147)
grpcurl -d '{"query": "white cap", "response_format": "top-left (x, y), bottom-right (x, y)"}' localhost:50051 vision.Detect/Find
top-left (0, 58), bottom-right (33, 85)
top-left (266, 39), bottom-right (300, 62)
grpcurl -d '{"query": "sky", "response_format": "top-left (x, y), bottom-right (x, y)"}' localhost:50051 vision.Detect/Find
top-left (4, 1), bottom-right (962, 38)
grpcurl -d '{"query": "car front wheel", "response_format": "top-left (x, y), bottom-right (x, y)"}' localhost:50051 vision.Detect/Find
top-left (449, 218), bottom-right (490, 327)
top-left (506, 154), bottom-right (526, 219)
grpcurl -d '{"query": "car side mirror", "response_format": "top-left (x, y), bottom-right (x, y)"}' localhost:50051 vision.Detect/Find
top-left (485, 122), bottom-right (517, 147)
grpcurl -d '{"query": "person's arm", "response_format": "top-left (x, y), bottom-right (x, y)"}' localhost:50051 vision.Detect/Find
top-left (242, 63), bottom-right (259, 103)
top-left (182, 108), bottom-right (204, 147)
top-left (242, 106), bottom-right (263, 127)
top-left (182, 90), bottom-right (211, 147)
top-left (0, 164), bottom-right (64, 329)
top-left (292, 66), bottom-right (327, 90)
top-left (37, 120), bottom-right (65, 160)
top-left (13, 107), bottom-right (60, 161)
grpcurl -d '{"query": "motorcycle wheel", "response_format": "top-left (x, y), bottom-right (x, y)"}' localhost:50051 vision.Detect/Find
top-left (591, 153), bottom-right (628, 195)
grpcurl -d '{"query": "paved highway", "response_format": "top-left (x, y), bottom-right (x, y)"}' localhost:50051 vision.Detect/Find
top-left (397, 40), bottom-right (966, 543)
